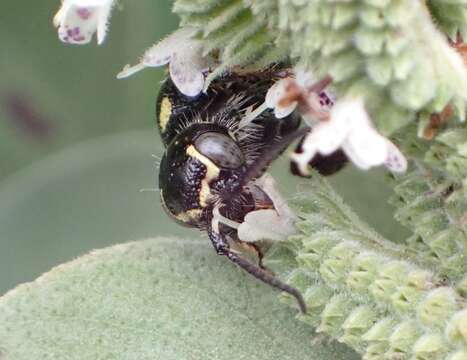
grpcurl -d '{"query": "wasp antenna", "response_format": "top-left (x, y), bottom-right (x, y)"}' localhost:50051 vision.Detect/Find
top-left (139, 188), bottom-right (160, 193)
top-left (241, 127), bottom-right (310, 186)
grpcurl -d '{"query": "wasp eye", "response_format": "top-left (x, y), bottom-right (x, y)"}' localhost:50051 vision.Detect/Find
top-left (194, 132), bottom-right (245, 169)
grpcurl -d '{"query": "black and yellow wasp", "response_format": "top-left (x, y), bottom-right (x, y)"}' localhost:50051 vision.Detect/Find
top-left (155, 65), bottom-right (346, 313)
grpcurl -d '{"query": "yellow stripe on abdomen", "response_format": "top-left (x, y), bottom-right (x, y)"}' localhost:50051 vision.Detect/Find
top-left (158, 97), bottom-right (172, 133)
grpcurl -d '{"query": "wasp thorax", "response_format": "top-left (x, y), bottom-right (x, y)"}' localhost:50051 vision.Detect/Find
top-left (194, 132), bottom-right (245, 169)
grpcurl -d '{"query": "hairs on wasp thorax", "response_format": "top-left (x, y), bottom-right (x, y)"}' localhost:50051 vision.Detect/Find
top-left (155, 65), bottom-right (347, 313)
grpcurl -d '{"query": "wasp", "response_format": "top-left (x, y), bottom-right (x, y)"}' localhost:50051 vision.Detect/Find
top-left (156, 66), bottom-right (346, 313)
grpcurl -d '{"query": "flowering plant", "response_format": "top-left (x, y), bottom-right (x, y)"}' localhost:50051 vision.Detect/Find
top-left (0, 1), bottom-right (465, 359)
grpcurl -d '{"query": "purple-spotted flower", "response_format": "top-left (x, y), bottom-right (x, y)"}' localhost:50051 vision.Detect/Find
top-left (117, 27), bottom-right (212, 97)
top-left (53, 0), bottom-right (116, 45)
top-left (262, 69), bottom-right (407, 174)
top-left (265, 69), bottom-right (335, 120)
top-left (291, 97), bottom-right (407, 175)
top-left (238, 69), bottom-right (335, 129)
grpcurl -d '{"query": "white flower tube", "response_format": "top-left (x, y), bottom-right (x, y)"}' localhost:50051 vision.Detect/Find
top-left (53, 0), bottom-right (116, 45)
top-left (291, 97), bottom-right (407, 174)
top-left (264, 73), bottom-right (335, 121)
top-left (117, 27), bottom-right (211, 97)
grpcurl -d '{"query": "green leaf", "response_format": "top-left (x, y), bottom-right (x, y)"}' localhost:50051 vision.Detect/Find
top-left (0, 238), bottom-right (358, 360)
top-left (0, 130), bottom-right (185, 295)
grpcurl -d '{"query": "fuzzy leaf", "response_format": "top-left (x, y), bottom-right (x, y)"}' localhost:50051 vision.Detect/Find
top-left (0, 238), bottom-right (357, 360)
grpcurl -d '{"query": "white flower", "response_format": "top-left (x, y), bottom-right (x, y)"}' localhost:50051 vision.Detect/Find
top-left (245, 69), bottom-right (407, 175)
top-left (265, 79), bottom-right (299, 119)
top-left (265, 69), bottom-right (335, 120)
top-left (238, 69), bottom-right (335, 129)
top-left (53, 0), bottom-right (116, 45)
top-left (117, 27), bottom-right (211, 97)
top-left (237, 174), bottom-right (298, 243)
top-left (212, 174), bottom-right (298, 243)
top-left (291, 97), bottom-right (408, 175)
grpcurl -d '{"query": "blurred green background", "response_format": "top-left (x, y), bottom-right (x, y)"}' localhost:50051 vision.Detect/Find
top-left (0, 0), bottom-right (407, 295)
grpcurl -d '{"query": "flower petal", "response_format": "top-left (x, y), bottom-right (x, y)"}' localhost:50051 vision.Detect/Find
top-left (291, 96), bottom-right (408, 174)
top-left (294, 67), bottom-right (316, 89)
top-left (318, 90), bottom-right (335, 111)
top-left (290, 120), bottom-right (348, 176)
top-left (144, 27), bottom-right (198, 67)
top-left (265, 80), bottom-right (297, 118)
top-left (56, 7), bottom-right (98, 44)
top-left (237, 174), bottom-right (297, 242)
top-left (329, 97), bottom-right (381, 169)
top-left (116, 35), bottom-right (174, 79)
top-left (117, 27), bottom-right (208, 96)
top-left (384, 140), bottom-right (408, 173)
top-left (95, 1), bottom-right (114, 45)
top-left (265, 81), bottom-right (284, 108)
top-left (312, 98), bottom-right (356, 154)
top-left (342, 128), bottom-right (389, 170)
top-left (53, 0), bottom-right (115, 45)
top-left (169, 42), bottom-right (206, 97)
top-left (53, 5), bottom-right (67, 27)
top-left (274, 103), bottom-right (297, 119)
top-left (237, 209), bottom-right (296, 242)
top-left (339, 99), bottom-right (407, 171)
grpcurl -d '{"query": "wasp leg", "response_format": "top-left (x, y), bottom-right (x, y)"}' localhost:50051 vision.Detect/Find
top-left (245, 242), bottom-right (265, 270)
top-left (212, 206), bottom-right (267, 270)
top-left (207, 223), bottom-right (307, 313)
top-left (234, 240), bottom-right (267, 270)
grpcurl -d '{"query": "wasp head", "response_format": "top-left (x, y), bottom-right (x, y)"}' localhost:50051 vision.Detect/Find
top-left (159, 122), bottom-right (247, 227)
